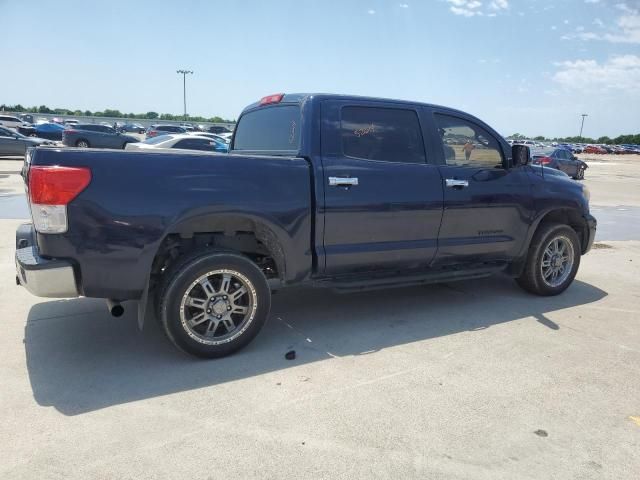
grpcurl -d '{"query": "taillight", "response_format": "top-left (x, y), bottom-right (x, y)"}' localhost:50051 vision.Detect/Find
top-left (540, 156), bottom-right (552, 165)
top-left (28, 166), bottom-right (91, 233)
top-left (65, 129), bottom-right (77, 135)
top-left (260, 93), bottom-right (284, 105)
top-left (149, 130), bottom-right (157, 137)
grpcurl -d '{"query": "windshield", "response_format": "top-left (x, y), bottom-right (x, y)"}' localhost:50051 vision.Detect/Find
top-left (233, 105), bottom-right (300, 152)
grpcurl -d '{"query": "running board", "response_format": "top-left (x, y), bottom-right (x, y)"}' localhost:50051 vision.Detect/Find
top-left (313, 264), bottom-right (507, 293)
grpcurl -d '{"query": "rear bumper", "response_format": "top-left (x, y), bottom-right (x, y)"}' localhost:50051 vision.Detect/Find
top-left (583, 213), bottom-right (597, 254)
top-left (15, 223), bottom-right (79, 298)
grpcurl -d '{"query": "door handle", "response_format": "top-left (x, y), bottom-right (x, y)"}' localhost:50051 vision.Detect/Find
top-left (445, 178), bottom-right (469, 188)
top-left (329, 176), bottom-right (359, 187)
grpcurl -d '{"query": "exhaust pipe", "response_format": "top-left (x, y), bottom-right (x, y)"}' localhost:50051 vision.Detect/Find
top-left (107, 299), bottom-right (124, 317)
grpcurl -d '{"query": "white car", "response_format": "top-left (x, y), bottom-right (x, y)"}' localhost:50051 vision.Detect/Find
top-left (186, 131), bottom-right (229, 143)
top-left (0, 115), bottom-right (27, 129)
top-left (125, 134), bottom-right (228, 153)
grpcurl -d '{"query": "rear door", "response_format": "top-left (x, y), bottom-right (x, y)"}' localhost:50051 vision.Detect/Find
top-left (0, 127), bottom-right (24, 155)
top-left (429, 110), bottom-right (534, 266)
top-left (320, 100), bottom-right (443, 274)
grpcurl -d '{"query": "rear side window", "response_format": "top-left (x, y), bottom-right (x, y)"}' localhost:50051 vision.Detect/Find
top-left (159, 126), bottom-right (184, 133)
top-left (173, 138), bottom-right (214, 151)
top-left (341, 106), bottom-right (426, 164)
top-left (233, 105), bottom-right (300, 152)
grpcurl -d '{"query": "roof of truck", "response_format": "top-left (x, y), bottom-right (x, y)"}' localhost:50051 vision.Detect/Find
top-left (241, 93), bottom-right (475, 119)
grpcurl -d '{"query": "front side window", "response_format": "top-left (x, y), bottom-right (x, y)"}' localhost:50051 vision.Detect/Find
top-left (435, 114), bottom-right (503, 168)
top-left (341, 106), bottom-right (426, 164)
top-left (234, 105), bottom-right (300, 152)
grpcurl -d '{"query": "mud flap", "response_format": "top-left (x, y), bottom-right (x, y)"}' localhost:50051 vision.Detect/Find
top-left (136, 280), bottom-right (154, 330)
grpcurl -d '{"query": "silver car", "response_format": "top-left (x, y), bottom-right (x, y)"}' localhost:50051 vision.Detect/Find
top-left (0, 126), bottom-right (54, 156)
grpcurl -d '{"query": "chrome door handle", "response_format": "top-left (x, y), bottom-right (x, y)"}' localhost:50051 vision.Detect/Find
top-left (329, 176), bottom-right (359, 187)
top-left (445, 178), bottom-right (469, 188)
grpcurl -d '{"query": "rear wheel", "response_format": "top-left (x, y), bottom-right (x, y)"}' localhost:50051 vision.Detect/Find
top-left (159, 251), bottom-right (271, 358)
top-left (516, 223), bottom-right (581, 296)
top-left (29, 133), bottom-right (37, 137)
top-left (76, 139), bottom-right (89, 148)
top-left (576, 166), bottom-right (585, 180)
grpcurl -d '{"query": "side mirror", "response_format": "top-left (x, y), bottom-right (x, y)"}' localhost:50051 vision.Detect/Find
top-left (511, 144), bottom-right (530, 168)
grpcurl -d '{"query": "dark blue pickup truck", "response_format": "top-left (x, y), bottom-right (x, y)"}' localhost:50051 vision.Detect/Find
top-left (16, 93), bottom-right (596, 358)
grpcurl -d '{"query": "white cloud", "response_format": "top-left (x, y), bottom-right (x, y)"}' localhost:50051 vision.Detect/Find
top-left (604, 11), bottom-right (640, 43)
top-left (563, 19), bottom-right (570, 24)
top-left (490, 0), bottom-right (509, 9)
top-left (447, 0), bottom-right (510, 17)
top-left (367, 9), bottom-right (376, 14)
top-left (561, 7), bottom-right (640, 44)
top-left (552, 55), bottom-right (640, 93)
top-left (551, 25), bottom-right (557, 30)
top-left (584, 0), bottom-right (600, 3)
top-left (399, 3), bottom-right (409, 8)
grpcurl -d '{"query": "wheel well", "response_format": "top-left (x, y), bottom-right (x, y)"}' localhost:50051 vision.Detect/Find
top-left (537, 208), bottom-right (589, 253)
top-left (150, 230), bottom-right (284, 290)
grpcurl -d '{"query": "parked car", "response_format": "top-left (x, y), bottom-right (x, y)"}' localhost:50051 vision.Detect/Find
top-left (16, 124), bottom-right (38, 137)
top-left (16, 92), bottom-right (596, 358)
top-left (0, 126), bottom-right (54, 156)
top-left (125, 134), bottom-right (229, 152)
top-left (119, 123), bottom-right (146, 134)
top-left (208, 125), bottom-right (232, 134)
top-left (63, 119), bottom-right (79, 126)
top-left (146, 125), bottom-right (187, 139)
top-left (32, 122), bottom-right (65, 140)
top-left (583, 145), bottom-right (607, 154)
top-left (18, 113), bottom-right (34, 124)
top-left (0, 115), bottom-right (27, 129)
top-left (62, 124), bottom-right (139, 149)
top-left (186, 131), bottom-right (230, 144)
top-left (530, 147), bottom-right (588, 179)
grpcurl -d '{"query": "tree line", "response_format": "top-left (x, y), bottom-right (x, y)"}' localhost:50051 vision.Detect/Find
top-left (507, 133), bottom-right (640, 145)
top-left (0, 104), bottom-right (234, 124)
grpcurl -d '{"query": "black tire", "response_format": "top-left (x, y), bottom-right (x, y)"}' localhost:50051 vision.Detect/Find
top-left (29, 133), bottom-right (37, 137)
top-left (577, 167), bottom-right (585, 180)
top-left (122, 142), bottom-right (129, 149)
top-left (516, 223), bottom-right (581, 296)
top-left (159, 251), bottom-right (271, 358)
top-left (76, 139), bottom-right (90, 148)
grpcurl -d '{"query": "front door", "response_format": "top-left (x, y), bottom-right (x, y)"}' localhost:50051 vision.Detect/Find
top-left (431, 111), bottom-right (534, 266)
top-left (321, 101), bottom-right (444, 275)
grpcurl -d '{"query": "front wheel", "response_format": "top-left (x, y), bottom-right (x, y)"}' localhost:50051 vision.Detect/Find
top-left (76, 139), bottom-right (89, 148)
top-left (576, 167), bottom-right (585, 180)
top-left (516, 223), bottom-right (581, 296)
top-left (159, 251), bottom-right (271, 358)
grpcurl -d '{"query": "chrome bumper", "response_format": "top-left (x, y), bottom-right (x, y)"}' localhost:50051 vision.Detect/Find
top-left (15, 224), bottom-right (79, 298)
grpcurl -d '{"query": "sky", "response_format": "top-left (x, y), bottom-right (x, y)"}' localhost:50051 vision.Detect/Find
top-left (1, 0), bottom-right (639, 137)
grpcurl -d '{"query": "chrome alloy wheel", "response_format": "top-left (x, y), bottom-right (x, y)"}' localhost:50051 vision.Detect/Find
top-left (540, 235), bottom-right (575, 288)
top-left (179, 269), bottom-right (257, 345)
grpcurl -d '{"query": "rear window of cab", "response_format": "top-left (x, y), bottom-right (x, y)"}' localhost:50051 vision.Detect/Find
top-left (233, 105), bottom-right (300, 152)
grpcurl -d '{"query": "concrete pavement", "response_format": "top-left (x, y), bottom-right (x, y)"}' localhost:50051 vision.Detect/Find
top-left (1, 155), bottom-right (640, 479)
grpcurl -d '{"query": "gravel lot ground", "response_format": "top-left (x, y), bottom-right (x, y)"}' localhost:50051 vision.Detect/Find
top-left (0, 153), bottom-right (639, 479)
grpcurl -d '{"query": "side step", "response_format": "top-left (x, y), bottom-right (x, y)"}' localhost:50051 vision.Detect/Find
top-left (312, 263), bottom-right (508, 293)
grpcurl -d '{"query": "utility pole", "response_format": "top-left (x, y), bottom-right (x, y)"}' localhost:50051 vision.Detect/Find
top-left (579, 114), bottom-right (588, 141)
top-left (176, 69), bottom-right (193, 121)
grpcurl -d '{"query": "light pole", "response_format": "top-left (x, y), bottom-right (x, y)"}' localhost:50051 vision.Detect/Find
top-left (176, 69), bottom-right (193, 121)
top-left (579, 113), bottom-right (588, 141)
